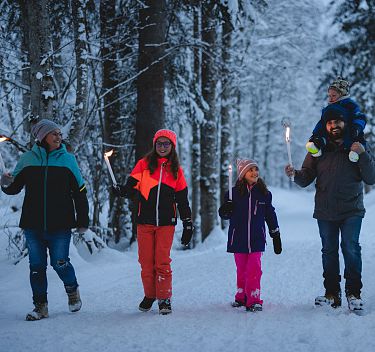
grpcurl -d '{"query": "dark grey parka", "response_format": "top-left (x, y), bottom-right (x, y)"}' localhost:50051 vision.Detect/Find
top-left (294, 142), bottom-right (375, 221)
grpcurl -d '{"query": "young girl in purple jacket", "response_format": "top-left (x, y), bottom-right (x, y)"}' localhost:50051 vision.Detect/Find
top-left (218, 159), bottom-right (282, 312)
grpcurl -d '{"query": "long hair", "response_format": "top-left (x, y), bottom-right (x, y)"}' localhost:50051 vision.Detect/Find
top-left (145, 146), bottom-right (180, 179)
top-left (236, 177), bottom-right (269, 196)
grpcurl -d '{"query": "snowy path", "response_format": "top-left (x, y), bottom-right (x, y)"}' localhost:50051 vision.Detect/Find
top-left (1, 188), bottom-right (375, 352)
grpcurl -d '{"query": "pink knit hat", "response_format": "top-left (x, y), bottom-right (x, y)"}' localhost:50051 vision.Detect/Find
top-left (153, 129), bottom-right (177, 147)
top-left (236, 158), bottom-right (259, 180)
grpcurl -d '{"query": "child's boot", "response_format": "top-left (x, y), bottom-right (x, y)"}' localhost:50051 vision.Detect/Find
top-left (246, 303), bottom-right (262, 312)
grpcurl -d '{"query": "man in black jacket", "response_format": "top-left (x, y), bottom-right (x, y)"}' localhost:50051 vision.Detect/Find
top-left (285, 104), bottom-right (375, 314)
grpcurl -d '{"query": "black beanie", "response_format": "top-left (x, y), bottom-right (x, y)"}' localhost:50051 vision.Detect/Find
top-left (322, 104), bottom-right (349, 125)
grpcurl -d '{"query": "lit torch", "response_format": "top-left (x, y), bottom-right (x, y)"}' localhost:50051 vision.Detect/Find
top-left (285, 126), bottom-right (294, 182)
top-left (228, 164), bottom-right (233, 200)
top-left (104, 150), bottom-right (117, 186)
top-left (0, 137), bottom-right (9, 173)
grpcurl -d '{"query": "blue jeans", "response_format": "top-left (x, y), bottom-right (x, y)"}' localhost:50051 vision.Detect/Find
top-left (24, 229), bottom-right (78, 304)
top-left (317, 216), bottom-right (362, 296)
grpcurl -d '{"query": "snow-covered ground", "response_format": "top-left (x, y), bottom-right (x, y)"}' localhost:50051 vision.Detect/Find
top-left (1, 187), bottom-right (375, 352)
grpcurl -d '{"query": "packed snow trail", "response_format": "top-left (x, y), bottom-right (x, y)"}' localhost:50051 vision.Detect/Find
top-left (1, 188), bottom-right (375, 352)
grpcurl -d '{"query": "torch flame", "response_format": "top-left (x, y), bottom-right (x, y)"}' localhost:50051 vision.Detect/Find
top-left (104, 150), bottom-right (114, 157)
top-left (0, 137), bottom-right (9, 143)
top-left (285, 127), bottom-right (291, 142)
top-left (229, 164), bottom-right (232, 171)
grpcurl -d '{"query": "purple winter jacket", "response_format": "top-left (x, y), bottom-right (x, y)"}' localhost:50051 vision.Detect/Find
top-left (219, 184), bottom-right (279, 253)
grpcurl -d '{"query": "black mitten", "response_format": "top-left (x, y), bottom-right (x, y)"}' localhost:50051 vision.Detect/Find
top-left (218, 200), bottom-right (234, 218)
top-left (112, 184), bottom-right (124, 197)
top-left (312, 136), bottom-right (326, 150)
top-left (271, 231), bottom-right (282, 255)
top-left (181, 219), bottom-right (194, 246)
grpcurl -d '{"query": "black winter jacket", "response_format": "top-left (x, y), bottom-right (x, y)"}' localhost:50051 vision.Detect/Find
top-left (294, 142), bottom-right (375, 221)
top-left (1, 144), bottom-right (89, 231)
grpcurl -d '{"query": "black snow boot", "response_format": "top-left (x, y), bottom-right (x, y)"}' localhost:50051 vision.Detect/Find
top-left (315, 291), bottom-right (341, 308)
top-left (158, 298), bottom-right (172, 315)
top-left (139, 297), bottom-right (156, 312)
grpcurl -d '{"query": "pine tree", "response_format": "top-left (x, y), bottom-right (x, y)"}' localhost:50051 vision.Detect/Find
top-left (322, 0), bottom-right (375, 142)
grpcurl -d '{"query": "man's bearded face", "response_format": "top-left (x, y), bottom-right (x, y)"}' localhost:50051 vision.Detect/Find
top-left (326, 119), bottom-right (345, 140)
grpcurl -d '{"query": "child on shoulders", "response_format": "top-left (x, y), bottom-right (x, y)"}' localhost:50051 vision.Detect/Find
top-left (306, 77), bottom-right (367, 162)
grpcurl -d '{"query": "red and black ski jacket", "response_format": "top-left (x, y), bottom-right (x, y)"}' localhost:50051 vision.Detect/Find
top-left (119, 157), bottom-right (191, 226)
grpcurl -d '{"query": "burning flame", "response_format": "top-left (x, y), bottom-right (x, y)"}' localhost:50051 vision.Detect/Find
top-left (285, 127), bottom-right (291, 142)
top-left (104, 150), bottom-right (114, 158)
top-left (0, 137), bottom-right (9, 143)
top-left (229, 164), bottom-right (232, 172)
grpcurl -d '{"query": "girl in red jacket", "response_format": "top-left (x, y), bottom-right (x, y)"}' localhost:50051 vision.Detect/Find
top-left (113, 129), bottom-right (193, 315)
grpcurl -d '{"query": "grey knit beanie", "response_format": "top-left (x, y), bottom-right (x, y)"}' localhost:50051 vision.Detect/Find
top-left (31, 119), bottom-right (60, 142)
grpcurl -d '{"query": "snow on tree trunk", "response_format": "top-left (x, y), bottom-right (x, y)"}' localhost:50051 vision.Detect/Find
top-left (69, 0), bottom-right (89, 150)
top-left (200, 2), bottom-right (218, 242)
top-left (19, 1), bottom-right (32, 135)
top-left (136, 0), bottom-right (166, 161)
top-left (191, 1), bottom-right (202, 245)
top-left (24, 0), bottom-right (54, 122)
top-left (100, 0), bottom-right (127, 243)
top-left (220, 6), bottom-right (233, 229)
top-left (50, 0), bottom-right (69, 122)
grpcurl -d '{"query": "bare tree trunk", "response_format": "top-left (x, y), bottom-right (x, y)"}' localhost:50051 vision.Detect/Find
top-left (191, 0), bottom-right (202, 246)
top-left (200, 1), bottom-right (218, 241)
top-left (70, 0), bottom-right (89, 150)
top-left (220, 7), bottom-right (233, 229)
top-left (24, 0), bottom-right (54, 122)
top-left (100, 0), bottom-right (127, 243)
top-left (50, 0), bottom-right (69, 122)
top-left (136, 0), bottom-right (166, 161)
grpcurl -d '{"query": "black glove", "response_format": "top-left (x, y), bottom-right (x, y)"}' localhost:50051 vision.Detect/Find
top-left (271, 231), bottom-right (282, 255)
top-left (181, 219), bottom-right (194, 246)
top-left (351, 124), bottom-right (361, 141)
top-left (219, 200), bottom-right (234, 218)
top-left (112, 184), bottom-right (123, 197)
top-left (311, 136), bottom-right (326, 150)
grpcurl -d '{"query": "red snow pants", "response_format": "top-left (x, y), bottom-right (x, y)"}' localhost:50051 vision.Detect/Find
top-left (137, 224), bottom-right (175, 300)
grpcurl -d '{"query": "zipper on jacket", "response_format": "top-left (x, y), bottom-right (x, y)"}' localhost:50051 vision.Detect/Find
top-left (248, 190), bottom-right (252, 252)
top-left (43, 152), bottom-right (49, 231)
top-left (155, 162), bottom-right (165, 226)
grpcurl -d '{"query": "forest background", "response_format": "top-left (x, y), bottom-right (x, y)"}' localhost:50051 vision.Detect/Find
top-left (0, 0), bottom-right (374, 256)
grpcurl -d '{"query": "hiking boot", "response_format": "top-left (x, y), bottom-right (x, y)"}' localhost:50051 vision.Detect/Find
top-left (25, 302), bottom-right (49, 321)
top-left (315, 291), bottom-right (341, 308)
top-left (158, 298), bottom-right (172, 315)
top-left (231, 300), bottom-right (245, 308)
top-left (139, 297), bottom-right (156, 312)
top-left (246, 303), bottom-right (262, 312)
top-left (66, 286), bottom-right (82, 312)
top-left (346, 294), bottom-right (364, 315)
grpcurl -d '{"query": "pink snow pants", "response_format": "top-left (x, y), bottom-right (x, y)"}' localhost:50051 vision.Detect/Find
top-left (234, 252), bottom-right (263, 306)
